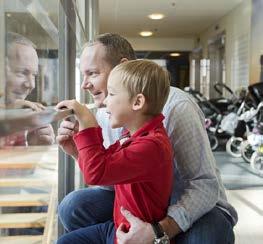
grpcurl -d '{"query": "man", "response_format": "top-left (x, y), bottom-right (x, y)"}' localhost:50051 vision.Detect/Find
top-left (57, 33), bottom-right (237, 243)
top-left (3, 32), bottom-right (54, 146)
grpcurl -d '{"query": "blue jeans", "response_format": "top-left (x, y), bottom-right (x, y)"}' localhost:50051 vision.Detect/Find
top-left (57, 220), bottom-right (115, 244)
top-left (58, 187), bottom-right (235, 244)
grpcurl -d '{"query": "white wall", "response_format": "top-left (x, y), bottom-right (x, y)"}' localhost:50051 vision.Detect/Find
top-left (198, 0), bottom-right (252, 91)
top-left (250, 0), bottom-right (263, 84)
top-left (126, 37), bottom-right (195, 51)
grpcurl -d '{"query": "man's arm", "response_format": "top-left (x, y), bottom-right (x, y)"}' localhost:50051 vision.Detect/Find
top-left (163, 97), bottom-right (219, 232)
top-left (116, 209), bottom-right (180, 244)
top-left (159, 216), bottom-right (181, 239)
top-left (27, 124), bottom-right (55, 145)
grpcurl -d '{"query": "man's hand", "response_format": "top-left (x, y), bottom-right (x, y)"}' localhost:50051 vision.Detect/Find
top-left (10, 99), bottom-right (45, 111)
top-left (116, 207), bottom-right (155, 244)
top-left (27, 124), bottom-right (55, 145)
top-left (56, 119), bottom-right (79, 159)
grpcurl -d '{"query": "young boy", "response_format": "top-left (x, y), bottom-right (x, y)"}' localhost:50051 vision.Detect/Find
top-left (56, 60), bottom-right (173, 244)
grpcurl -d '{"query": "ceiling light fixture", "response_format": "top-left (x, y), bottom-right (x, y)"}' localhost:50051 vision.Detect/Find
top-left (139, 31), bottom-right (153, 37)
top-left (170, 53), bottom-right (180, 57)
top-left (148, 13), bottom-right (165, 20)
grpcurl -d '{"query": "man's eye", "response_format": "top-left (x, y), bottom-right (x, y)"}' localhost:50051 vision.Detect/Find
top-left (16, 71), bottom-right (25, 76)
top-left (89, 72), bottom-right (97, 76)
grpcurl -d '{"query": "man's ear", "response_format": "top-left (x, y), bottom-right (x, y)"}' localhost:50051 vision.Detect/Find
top-left (120, 58), bottom-right (129, 64)
top-left (132, 93), bottom-right (146, 111)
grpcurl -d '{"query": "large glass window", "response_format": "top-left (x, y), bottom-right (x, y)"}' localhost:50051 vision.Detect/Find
top-left (0, 0), bottom-right (95, 241)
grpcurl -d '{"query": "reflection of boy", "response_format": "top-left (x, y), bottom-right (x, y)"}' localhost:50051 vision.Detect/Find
top-left (2, 32), bottom-right (54, 146)
top-left (56, 60), bottom-right (173, 244)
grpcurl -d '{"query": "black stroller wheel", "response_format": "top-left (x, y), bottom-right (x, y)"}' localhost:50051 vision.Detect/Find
top-left (208, 133), bottom-right (218, 151)
top-left (226, 137), bottom-right (243, 157)
top-left (241, 141), bottom-right (254, 163)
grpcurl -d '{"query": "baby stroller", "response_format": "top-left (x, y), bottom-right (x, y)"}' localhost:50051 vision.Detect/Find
top-left (226, 83), bottom-right (263, 159)
top-left (184, 87), bottom-right (220, 150)
top-left (239, 101), bottom-right (263, 175)
top-left (225, 92), bottom-right (254, 157)
top-left (237, 82), bottom-right (263, 176)
top-left (184, 84), bottom-right (239, 150)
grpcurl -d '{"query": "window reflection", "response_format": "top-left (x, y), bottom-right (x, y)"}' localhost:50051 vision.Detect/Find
top-left (0, 0), bottom-right (59, 242)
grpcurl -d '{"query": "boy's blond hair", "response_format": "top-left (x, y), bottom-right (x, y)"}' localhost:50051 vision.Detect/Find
top-left (112, 60), bottom-right (170, 115)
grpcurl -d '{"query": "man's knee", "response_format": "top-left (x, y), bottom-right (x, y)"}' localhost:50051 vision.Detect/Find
top-left (58, 189), bottom-right (87, 231)
top-left (174, 207), bottom-right (235, 244)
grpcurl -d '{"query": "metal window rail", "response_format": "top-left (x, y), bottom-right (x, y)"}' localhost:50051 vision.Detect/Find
top-left (0, 107), bottom-right (73, 137)
top-left (0, 103), bottom-right (96, 137)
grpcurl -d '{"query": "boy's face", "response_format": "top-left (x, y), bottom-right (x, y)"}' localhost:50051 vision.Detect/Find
top-left (80, 43), bottom-right (112, 107)
top-left (104, 71), bottom-right (135, 129)
top-left (6, 43), bottom-right (38, 104)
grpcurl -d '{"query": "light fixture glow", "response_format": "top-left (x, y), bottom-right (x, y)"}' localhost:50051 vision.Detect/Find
top-left (139, 31), bottom-right (153, 37)
top-left (148, 13), bottom-right (165, 20)
top-left (170, 53), bottom-right (180, 57)
top-left (6, 13), bottom-right (11, 17)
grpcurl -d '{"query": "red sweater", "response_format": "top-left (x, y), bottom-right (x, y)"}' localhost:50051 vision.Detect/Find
top-left (74, 114), bottom-right (173, 238)
top-left (0, 132), bottom-right (26, 147)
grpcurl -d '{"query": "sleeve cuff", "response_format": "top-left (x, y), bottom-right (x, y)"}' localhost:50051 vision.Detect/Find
top-left (73, 127), bottom-right (103, 150)
top-left (167, 205), bottom-right (191, 232)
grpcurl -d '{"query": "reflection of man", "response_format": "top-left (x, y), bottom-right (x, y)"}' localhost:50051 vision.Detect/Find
top-left (3, 32), bottom-right (54, 145)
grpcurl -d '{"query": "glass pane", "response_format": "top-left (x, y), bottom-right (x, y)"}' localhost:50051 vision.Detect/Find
top-left (0, 0), bottom-right (59, 242)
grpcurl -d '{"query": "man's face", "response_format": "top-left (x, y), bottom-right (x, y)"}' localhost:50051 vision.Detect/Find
top-left (80, 43), bottom-right (113, 107)
top-left (6, 43), bottom-right (38, 104)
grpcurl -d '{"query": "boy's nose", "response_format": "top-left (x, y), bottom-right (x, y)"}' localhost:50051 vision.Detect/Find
top-left (103, 96), bottom-right (108, 106)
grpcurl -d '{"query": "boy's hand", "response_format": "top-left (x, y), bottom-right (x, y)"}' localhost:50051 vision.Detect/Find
top-left (56, 100), bottom-right (98, 131)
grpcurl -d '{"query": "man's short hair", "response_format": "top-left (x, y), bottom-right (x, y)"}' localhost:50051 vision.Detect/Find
top-left (6, 32), bottom-right (36, 58)
top-left (111, 60), bottom-right (171, 115)
top-left (86, 33), bottom-right (136, 67)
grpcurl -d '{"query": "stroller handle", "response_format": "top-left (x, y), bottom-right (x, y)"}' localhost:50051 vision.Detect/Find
top-left (214, 83), bottom-right (234, 96)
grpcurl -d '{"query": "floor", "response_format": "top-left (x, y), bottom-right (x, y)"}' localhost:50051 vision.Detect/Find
top-left (214, 152), bottom-right (263, 244)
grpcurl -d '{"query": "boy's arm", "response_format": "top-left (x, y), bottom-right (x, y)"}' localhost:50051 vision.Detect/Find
top-left (56, 100), bottom-right (98, 130)
top-left (74, 127), bottom-right (167, 186)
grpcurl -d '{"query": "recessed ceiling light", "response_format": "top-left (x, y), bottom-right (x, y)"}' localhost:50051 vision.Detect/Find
top-left (6, 13), bottom-right (11, 17)
top-left (148, 13), bottom-right (165, 20)
top-left (170, 53), bottom-right (180, 57)
top-left (139, 31), bottom-right (153, 37)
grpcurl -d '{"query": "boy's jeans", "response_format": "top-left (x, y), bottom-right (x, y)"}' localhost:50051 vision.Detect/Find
top-left (58, 187), bottom-right (235, 244)
top-left (57, 220), bottom-right (115, 244)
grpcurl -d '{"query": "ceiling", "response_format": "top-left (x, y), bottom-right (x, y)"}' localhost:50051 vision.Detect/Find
top-left (5, 0), bottom-right (244, 50)
top-left (99, 0), bottom-right (243, 38)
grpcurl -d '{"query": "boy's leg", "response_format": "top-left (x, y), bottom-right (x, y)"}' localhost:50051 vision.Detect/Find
top-left (58, 187), bottom-right (115, 232)
top-left (57, 220), bottom-right (115, 244)
top-left (174, 207), bottom-right (235, 244)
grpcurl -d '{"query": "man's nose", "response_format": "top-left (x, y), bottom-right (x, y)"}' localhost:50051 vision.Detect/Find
top-left (81, 80), bottom-right (93, 90)
top-left (24, 74), bottom-right (35, 89)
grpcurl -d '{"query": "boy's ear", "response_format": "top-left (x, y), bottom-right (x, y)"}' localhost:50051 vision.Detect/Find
top-left (120, 58), bottom-right (129, 64)
top-left (132, 93), bottom-right (146, 111)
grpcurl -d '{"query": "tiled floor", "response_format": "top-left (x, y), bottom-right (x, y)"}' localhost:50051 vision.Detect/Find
top-left (215, 152), bottom-right (263, 244)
